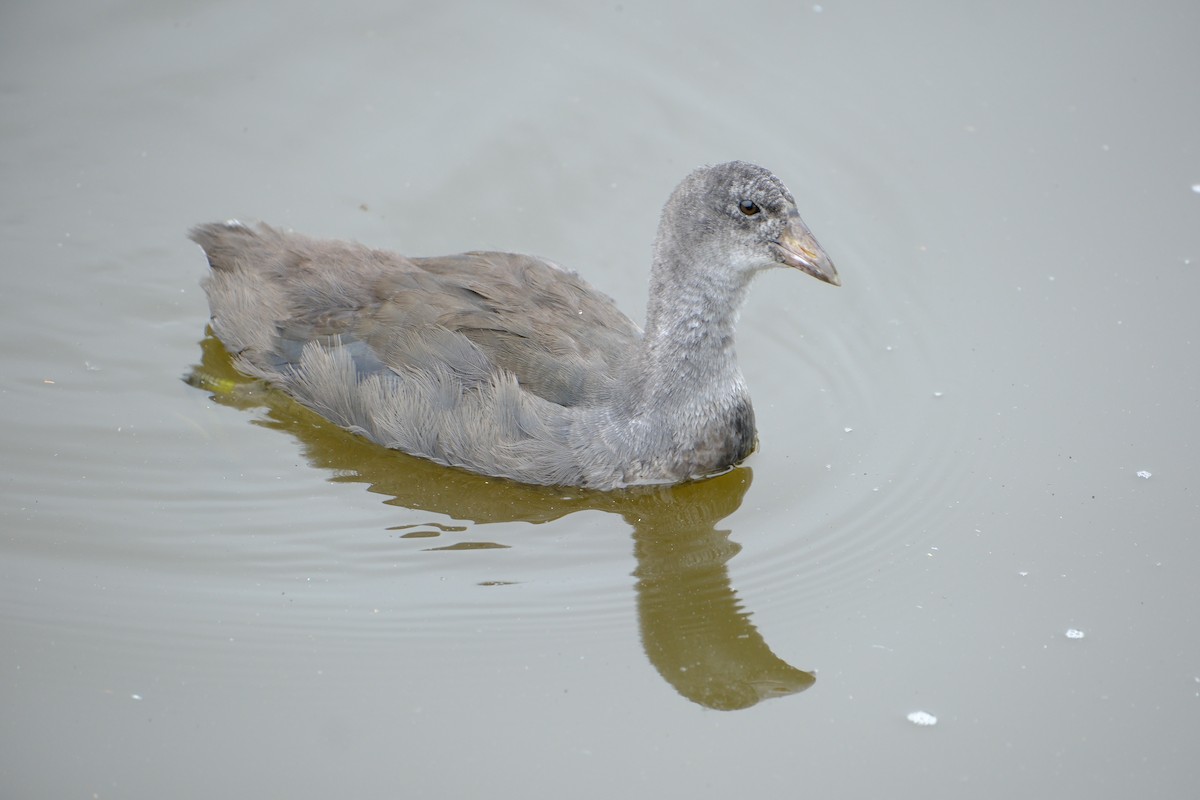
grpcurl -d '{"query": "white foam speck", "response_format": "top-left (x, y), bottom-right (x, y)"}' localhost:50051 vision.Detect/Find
top-left (1136, 470), bottom-right (1152, 479)
top-left (907, 711), bottom-right (937, 726)
top-left (1065, 628), bottom-right (1085, 639)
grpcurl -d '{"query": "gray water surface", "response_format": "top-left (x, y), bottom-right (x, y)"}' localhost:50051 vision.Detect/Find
top-left (3, 2), bottom-right (1198, 798)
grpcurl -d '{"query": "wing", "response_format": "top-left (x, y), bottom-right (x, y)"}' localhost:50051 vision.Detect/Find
top-left (196, 223), bottom-right (642, 408)
top-left (374, 251), bottom-right (642, 406)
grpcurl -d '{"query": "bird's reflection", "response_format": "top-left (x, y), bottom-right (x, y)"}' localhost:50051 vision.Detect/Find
top-left (188, 331), bottom-right (814, 709)
top-left (627, 478), bottom-right (815, 709)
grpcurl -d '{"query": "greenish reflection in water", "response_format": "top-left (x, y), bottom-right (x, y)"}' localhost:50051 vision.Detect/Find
top-left (630, 479), bottom-right (815, 709)
top-left (188, 332), bottom-right (814, 710)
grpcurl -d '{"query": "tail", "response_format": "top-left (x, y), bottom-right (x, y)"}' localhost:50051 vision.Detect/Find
top-left (189, 220), bottom-right (283, 273)
top-left (190, 220), bottom-right (295, 360)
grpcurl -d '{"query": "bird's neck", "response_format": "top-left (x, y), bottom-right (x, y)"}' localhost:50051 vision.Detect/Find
top-left (634, 247), bottom-right (755, 415)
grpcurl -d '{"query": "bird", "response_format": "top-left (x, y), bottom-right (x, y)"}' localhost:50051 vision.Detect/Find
top-left (191, 161), bottom-right (839, 490)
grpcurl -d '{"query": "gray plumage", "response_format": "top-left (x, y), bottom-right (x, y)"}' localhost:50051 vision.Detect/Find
top-left (191, 161), bottom-right (839, 489)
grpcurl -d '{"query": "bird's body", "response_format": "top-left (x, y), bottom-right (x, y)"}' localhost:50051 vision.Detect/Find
top-left (192, 161), bottom-right (838, 489)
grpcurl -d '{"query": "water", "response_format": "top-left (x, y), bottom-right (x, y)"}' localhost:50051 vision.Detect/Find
top-left (3, 1), bottom-right (1198, 797)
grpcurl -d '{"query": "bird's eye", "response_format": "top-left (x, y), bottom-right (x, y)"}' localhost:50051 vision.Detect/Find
top-left (738, 199), bottom-right (761, 216)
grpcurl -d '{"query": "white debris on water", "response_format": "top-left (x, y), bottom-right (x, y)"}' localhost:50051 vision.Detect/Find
top-left (1136, 470), bottom-right (1152, 479)
top-left (1065, 628), bottom-right (1086, 640)
top-left (907, 711), bottom-right (938, 726)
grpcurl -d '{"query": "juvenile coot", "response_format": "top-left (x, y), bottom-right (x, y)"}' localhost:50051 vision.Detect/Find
top-left (192, 161), bottom-right (839, 489)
